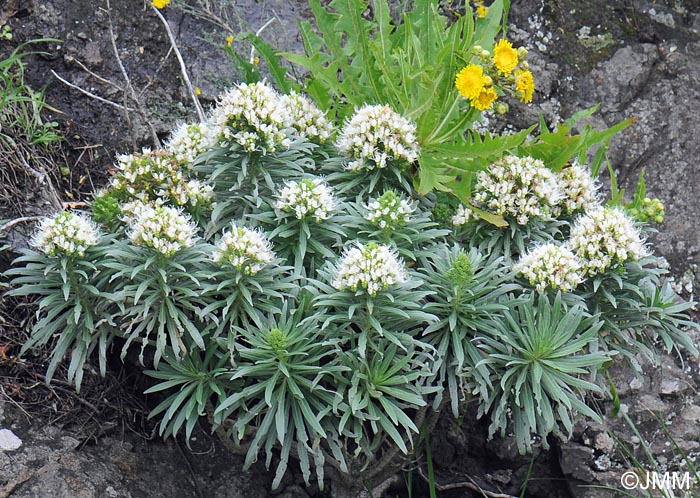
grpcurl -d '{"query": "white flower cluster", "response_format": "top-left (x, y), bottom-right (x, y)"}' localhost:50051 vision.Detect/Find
top-left (169, 179), bottom-right (215, 209)
top-left (110, 149), bottom-right (214, 211)
top-left (514, 243), bottom-right (584, 293)
top-left (210, 81), bottom-right (290, 153)
top-left (364, 190), bottom-right (414, 229)
top-left (127, 205), bottom-right (198, 257)
top-left (451, 204), bottom-right (477, 226)
top-left (279, 91), bottom-right (334, 143)
top-left (558, 163), bottom-right (599, 215)
top-left (276, 178), bottom-right (336, 221)
top-left (31, 211), bottom-right (99, 257)
top-left (336, 104), bottom-right (420, 171)
top-left (212, 224), bottom-right (275, 275)
top-left (568, 206), bottom-right (647, 276)
top-left (472, 155), bottom-right (563, 225)
top-left (165, 122), bottom-right (217, 165)
top-left (332, 242), bottom-right (408, 296)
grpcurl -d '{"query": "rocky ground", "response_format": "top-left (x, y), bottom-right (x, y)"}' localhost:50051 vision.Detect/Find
top-left (2, 0), bottom-right (700, 497)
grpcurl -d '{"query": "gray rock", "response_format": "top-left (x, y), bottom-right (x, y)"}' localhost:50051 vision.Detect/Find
top-left (0, 429), bottom-right (22, 451)
top-left (559, 442), bottom-right (595, 481)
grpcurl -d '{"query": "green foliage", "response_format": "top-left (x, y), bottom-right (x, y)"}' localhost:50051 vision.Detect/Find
top-left (477, 293), bottom-right (610, 453)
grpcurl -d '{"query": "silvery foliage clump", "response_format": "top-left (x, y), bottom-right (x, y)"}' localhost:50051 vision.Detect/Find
top-left (7, 80), bottom-right (698, 488)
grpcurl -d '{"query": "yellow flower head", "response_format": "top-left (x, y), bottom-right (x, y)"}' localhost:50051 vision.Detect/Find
top-left (152, 0), bottom-right (170, 9)
top-left (195, 87), bottom-right (202, 96)
top-left (476, 2), bottom-right (489, 18)
top-left (472, 87), bottom-right (498, 111)
top-left (226, 35), bottom-right (234, 47)
top-left (493, 39), bottom-right (518, 75)
top-left (515, 69), bottom-right (535, 103)
top-left (455, 64), bottom-right (486, 100)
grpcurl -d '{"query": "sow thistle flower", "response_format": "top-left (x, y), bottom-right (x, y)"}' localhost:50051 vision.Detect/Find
top-left (364, 190), bottom-right (414, 229)
top-left (568, 206), bottom-right (647, 276)
top-left (276, 178), bottom-right (336, 221)
top-left (128, 205), bottom-right (198, 257)
top-left (336, 104), bottom-right (420, 171)
top-left (165, 122), bottom-right (217, 164)
top-left (455, 40), bottom-right (535, 111)
top-left (212, 224), bottom-right (275, 275)
top-left (279, 91), bottom-right (334, 143)
top-left (472, 155), bottom-right (563, 225)
top-left (332, 242), bottom-right (408, 296)
top-left (210, 81), bottom-right (290, 153)
top-left (31, 211), bottom-right (99, 257)
top-left (514, 243), bottom-right (585, 293)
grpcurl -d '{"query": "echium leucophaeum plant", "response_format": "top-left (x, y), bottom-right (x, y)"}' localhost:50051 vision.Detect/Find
top-left (312, 241), bottom-right (437, 463)
top-left (102, 203), bottom-right (211, 366)
top-left (6, 211), bottom-right (111, 391)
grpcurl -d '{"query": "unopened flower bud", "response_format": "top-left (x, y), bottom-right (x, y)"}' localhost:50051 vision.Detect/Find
top-left (494, 102), bottom-right (509, 115)
top-left (483, 75), bottom-right (493, 87)
top-left (517, 46), bottom-right (529, 59)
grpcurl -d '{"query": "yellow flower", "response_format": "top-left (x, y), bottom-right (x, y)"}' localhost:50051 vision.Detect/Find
top-left (195, 87), bottom-right (202, 96)
top-left (253, 56), bottom-right (260, 66)
top-left (226, 35), bottom-right (234, 47)
top-left (493, 39), bottom-right (518, 75)
top-left (152, 0), bottom-right (170, 9)
top-left (455, 64), bottom-right (486, 100)
top-left (471, 87), bottom-right (498, 111)
top-left (475, 1), bottom-right (489, 18)
top-left (515, 69), bottom-right (535, 103)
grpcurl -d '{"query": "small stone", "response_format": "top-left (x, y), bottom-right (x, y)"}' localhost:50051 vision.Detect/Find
top-left (593, 454), bottom-right (612, 471)
top-left (629, 377), bottom-right (643, 391)
top-left (594, 432), bottom-right (615, 453)
top-left (0, 429), bottom-right (22, 451)
top-left (681, 405), bottom-right (700, 422)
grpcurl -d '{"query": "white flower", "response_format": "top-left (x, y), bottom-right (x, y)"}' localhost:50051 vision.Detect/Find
top-left (128, 205), bottom-right (198, 256)
top-left (364, 190), bottom-right (414, 229)
top-left (558, 163), bottom-right (599, 215)
top-left (336, 104), bottom-right (420, 171)
top-left (165, 122), bottom-right (217, 165)
top-left (514, 243), bottom-right (585, 293)
top-left (212, 224), bottom-right (275, 274)
top-left (209, 81), bottom-right (290, 153)
top-left (452, 204), bottom-right (476, 226)
top-left (276, 178), bottom-right (336, 221)
top-left (279, 91), bottom-right (334, 143)
top-left (472, 155), bottom-right (563, 225)
top-left (31, 211), bottom-right (99, 257)
top-left (169, 179), bottom-right (215, 209)
top-left (332, 242), bottom-right (408, 296)
top-left (568, 206), bottom-right (647, 276)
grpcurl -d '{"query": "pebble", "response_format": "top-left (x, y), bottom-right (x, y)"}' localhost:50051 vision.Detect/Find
top-left (0, 429), bottom-right (22, 451)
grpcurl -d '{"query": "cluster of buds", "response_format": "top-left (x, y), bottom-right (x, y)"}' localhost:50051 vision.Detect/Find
top-left (455, 39), bottom-right (535, 111)
top-left (514, 243), bottom-right (584, 293)
top-left (364, 190), bottom-right (414, 229)
top-left (276, 178), bottom-right (336, 222)
top-left (557, 163), bottom-right (600, 215)
top-left (332, 242), bottom-right (408, 296)
top-left (627, 197), bottom-right (665, 224)
top-left (336, 104), bottom-right (420, 172)
top-left (212, 224), bottom-right (275, 275)
top-left (31, 211), bottom-right (100, 257)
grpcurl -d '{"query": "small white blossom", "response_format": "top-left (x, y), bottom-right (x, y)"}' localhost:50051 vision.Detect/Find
top-left (128, 205), bottom-right (198, 257)
top-left (336, 104), bottom-right (420, 171)
top-left (279, 91), bottom-right (334, 143)
top-left (514, 243), bottom-right (585, 293)
top-left (332, 242), bottom-right (408, 296)
top-left (213, 224), bottom-right (275, 274)
top-left (209, 81), bottom-right (290, 153)
top-left (31, 211), bottom-right (99, 257)
top-left (568, 206), bottom-right (647, 276)
top-left (558, 163), bottom-right (599, 215)
top-left (276, 178), bottom-right (336, 221)
top-left (166, 122), bottom-right (217, 165)
top-left (472, 155), bottom-right (563, 225)
top-left (169, 179), bottom-right (215, 209)
top-left (364, 190), bottom-right (414, 229)
top-left (452, 204), bottom-right (477, 226)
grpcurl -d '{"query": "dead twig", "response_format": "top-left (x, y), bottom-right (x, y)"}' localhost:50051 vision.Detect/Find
top-left (0, 216), bottom-right (41, 233)
top-left (416, 467), bottom-right (518, 498)
top-left (151, 5), bottom-right (205, 122)
top-left (51, 70), bottom-right (134, 112)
